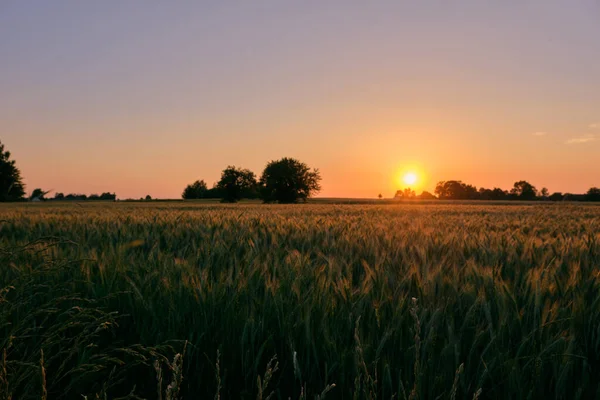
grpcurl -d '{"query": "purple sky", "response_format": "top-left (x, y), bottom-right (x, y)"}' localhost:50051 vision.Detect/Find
top-left (1, 1), bottom-right (599, 199)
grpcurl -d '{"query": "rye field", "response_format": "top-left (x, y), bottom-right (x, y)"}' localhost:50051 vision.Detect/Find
top-left (1, 202), bottom-right (599, 399)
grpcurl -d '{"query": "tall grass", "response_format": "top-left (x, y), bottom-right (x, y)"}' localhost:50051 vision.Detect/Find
top-left (0, 202), bottom-right (599, 398)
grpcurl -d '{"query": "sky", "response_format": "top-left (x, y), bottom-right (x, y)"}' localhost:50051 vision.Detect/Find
top-left (1, 1), bottom-right (599, 199)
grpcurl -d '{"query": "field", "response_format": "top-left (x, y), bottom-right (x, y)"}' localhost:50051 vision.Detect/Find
top-left (1, 202), bottom-right (599, 399)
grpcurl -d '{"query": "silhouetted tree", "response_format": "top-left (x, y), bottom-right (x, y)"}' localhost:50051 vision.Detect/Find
top-left (378, 193), bottom-right (383, 200)
top-left (540, 187), bottom-right (549, 199)
top-left (182, 180), bottom-right (208, 200)
top-left (30, 188), bottom-right (50, 201)
top-left (395, 188), bottom-right (416, 199)
top-left (419, 191), bottom-right (437, 200)
top-left (549, 192), bottom-right (564, 201)
top-left (259, 158), bottom-right (321, 203)
top-left (99, 192), bottom-right (117, 201)
top-left (145, 195), bottom-right (152, 201)
top-left (54, 192), bottom-right (65, 200)
top-left (218, 166), bottom-right (258, 203)
top-left (0, 140), bottom-right (26, 202)
top-left (65, 194), bottom-right (87, 201)
top-left (435, 181), bottom-right (478, 200)
top-left (510, 181), bottom-right (537, 200)
top-left (586, 187), bottom-right (600, 202)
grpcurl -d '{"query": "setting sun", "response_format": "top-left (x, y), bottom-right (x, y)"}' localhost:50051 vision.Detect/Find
top-left (403, 172), bottom-right (418, 186)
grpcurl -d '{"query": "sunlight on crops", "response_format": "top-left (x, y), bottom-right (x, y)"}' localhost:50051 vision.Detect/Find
top-left (1, 202), bottom-right (599, 398)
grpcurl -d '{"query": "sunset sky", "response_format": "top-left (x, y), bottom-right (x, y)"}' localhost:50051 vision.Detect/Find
top-left (1, 1), bottom-right (599, 199)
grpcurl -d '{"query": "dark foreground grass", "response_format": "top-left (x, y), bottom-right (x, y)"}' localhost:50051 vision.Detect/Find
top-left (0, 202), bottom-right (599, 399)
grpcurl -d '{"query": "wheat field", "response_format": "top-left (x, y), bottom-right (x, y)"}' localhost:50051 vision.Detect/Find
top-left (1, 202), bottom-right (599, 399)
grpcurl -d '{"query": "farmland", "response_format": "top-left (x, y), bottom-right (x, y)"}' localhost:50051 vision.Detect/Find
top-left (1, 202), bottom-right (599, 399)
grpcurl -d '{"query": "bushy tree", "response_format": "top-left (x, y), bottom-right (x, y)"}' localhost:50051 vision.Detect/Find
top-left (394, 188), bottom-right (416, 199)
top-left (549, 192), bottom-right (564, 201)
top-left (259, 158), bottom-right (321, 203)
top-left (418, 191), bottom-right (437, 200)
top-left (510, 181), bottom-right (537, 200)
top-left (586, 187), bottom-right (600, 202)
top-left (435, 181), bottom-right (478, 200)
top-left (217, 166), bottom-right (257, 203)
top-left (182, 180), bottom-right (208, 200)
top-left (0, 140), bottom-right (26, 201)
top-left (54, 192), bottom-right (65, 200)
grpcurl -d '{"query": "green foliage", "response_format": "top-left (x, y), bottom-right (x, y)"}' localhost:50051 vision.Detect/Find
top-left (217, 166), bottom-right (257, 203)
top-left (0, 202), bottom-right (600, 398)
top-left (0, 140), bottom-right (26, 202)
top-left (259, 158), bottom-right (321, 203)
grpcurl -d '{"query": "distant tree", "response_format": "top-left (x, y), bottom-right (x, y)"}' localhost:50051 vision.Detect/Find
top-left (89, 194), bottom-right (100, 201)
top-left (418, 191), bottom-right (437, 200)
top-left (478, 187), bottom-right (508, 200)
top-left (540, 187), bottom-right (549, 199)
top-left (259, 158), bottom-right (321, 203)
top-left (510, 181), bottom-right (537, 200)
top-left (586, 187), bottom-right (600, 202)
top-left (182, 180), bottom-right (208, 200)
top-left (145, 195), bottom-right (152, 201)
top-left (100, 192), bottom-right (116, 201)
top-left (0, 140), bottom-right (26, 201)
top-left (549, 192), bottom-right (564, 202)
top-left (378, 193), bottom-right (383, 200)
top-left (218, 166), bottom-right (258, 203)
top-left (490, 188), bottom-right (508, 200)
top-left (395, 188), bottom-right (416, 199)
top-left (65, 193), bottom-right (87, 201)
top-left (205, 184), bottom-right (223, 199)
top-left (30, 188), bottom-right (49, 201)
top-left (435, 181), bottom-right (478, 200)
top-left (54, 192), bottom-right (65, 200)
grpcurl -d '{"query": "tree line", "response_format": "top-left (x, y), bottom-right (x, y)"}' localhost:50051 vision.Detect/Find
top-left (182, 158), bottom-right (322, 203)
top-left (2, 139), bottom-right (599, 203)
top-left (395, 180), bottom-right (600, 202)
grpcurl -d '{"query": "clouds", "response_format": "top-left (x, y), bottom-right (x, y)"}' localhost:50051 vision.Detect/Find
top-left (566, 134), bottom-right (597, 144)
top-left (532, 131), bottom-right (547, 136)
top-left (563, 123), bottom-right (599, 144)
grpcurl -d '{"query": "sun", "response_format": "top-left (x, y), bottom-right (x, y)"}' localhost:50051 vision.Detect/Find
top-left (403, 172), bottom-right (418, 186)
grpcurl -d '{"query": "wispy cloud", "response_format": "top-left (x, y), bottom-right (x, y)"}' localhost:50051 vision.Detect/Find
top-left (566, 134), bottom-right (597, 144)
top-left (532, 131), bottom-right (547, 136)
top-left (590, 123), bottom-right (600, 129)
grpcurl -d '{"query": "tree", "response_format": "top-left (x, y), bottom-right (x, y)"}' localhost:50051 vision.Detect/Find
top-left (435, 181), bottom-right (478, 200)
top-left (549, 192), bottom-right (564, 201)
top-left (54, 192), bottom-right (65, 200)
top-left (419, 191), bottom-right (437, 200)
top-left (378, 193), bottom-right (383, 200)
top-left (586, 187), bottom-right (600, 202)
top-left (540, 187), bottom-right (549, 199)
top-left (0, 140), bottom-right (26, 201)
top-left (395, 188), bottom-right (416, 199)
top-left (30, 188), bottom-right (49, 201)
top-left (182, 180), bottom-right (208, 200)
top-left (218, 166), bottom-right (258, 203)
top-left (510, 181), bottom-right (537, 200)
top-left (259, 158), bottom-right (321, 203)
top-left (100, 192), bottom-right (116, 201)
top-left (145, 195), bottom-right (152, 201)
